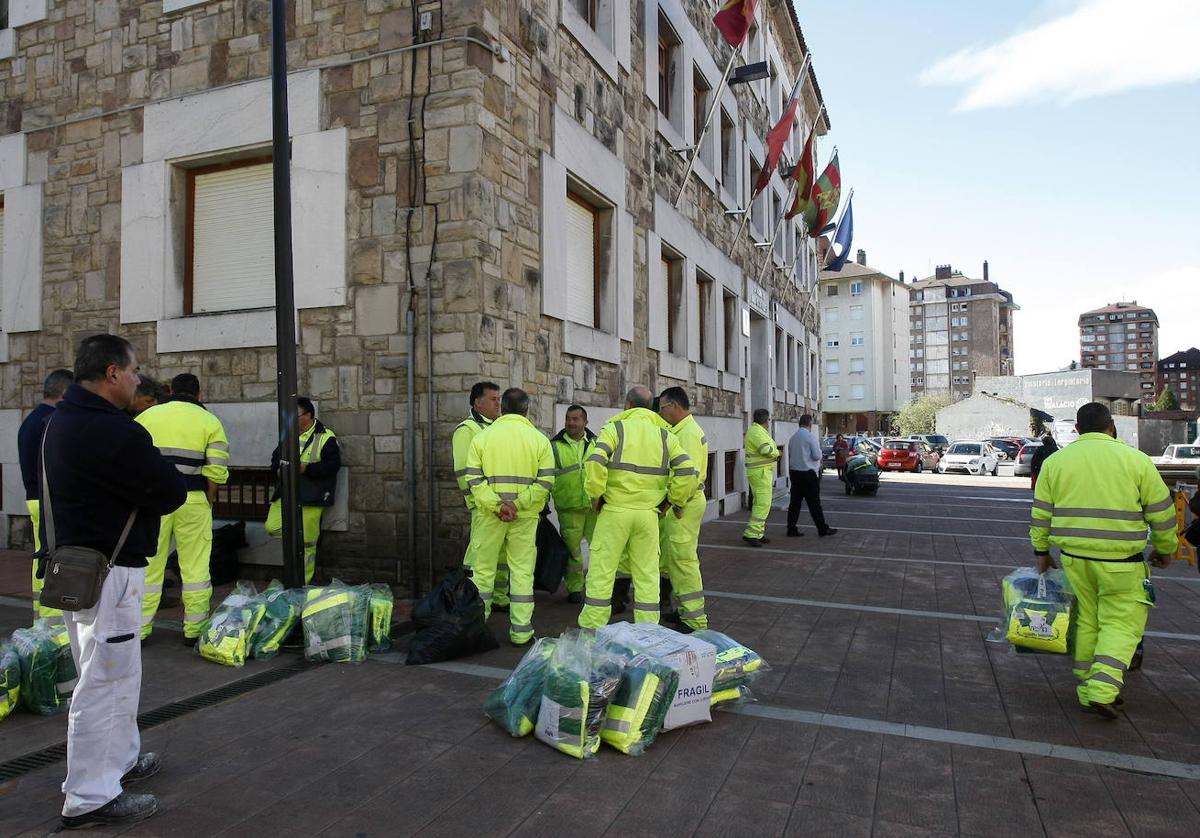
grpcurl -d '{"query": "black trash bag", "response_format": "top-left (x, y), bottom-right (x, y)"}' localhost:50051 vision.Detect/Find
top-left (406, 567), bottom-right (498, 665)
top-left (534, 517), bottom-right (569, 594)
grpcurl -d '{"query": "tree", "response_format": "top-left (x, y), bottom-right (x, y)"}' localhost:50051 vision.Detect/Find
top-left (1151, 386), bottom-right (1180, 412)
top-left (893, 395), bottom-right (952, 436)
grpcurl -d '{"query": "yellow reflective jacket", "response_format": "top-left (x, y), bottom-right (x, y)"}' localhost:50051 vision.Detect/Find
top-left (1030, 432), bottom-right (1179, 560)
top-left (466, 414), bottom-right (555, 518)
top-left (584, 408), bottom-right (698, 511)
top-left (743, 423), bottom-right (779, 471)
top-left (672, 414), bottom-right (709, 497)
top-left (550, 429), bottom-right (596, 511)
top-left (136, 398), bottom-right (230, 492)
top-left (452, 412), bottom-right (492, 510)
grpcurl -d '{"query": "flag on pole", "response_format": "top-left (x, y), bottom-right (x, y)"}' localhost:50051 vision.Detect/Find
top-left (823, 194), bottom-right (854, 272)
top-left (713, 0), bottom-right (759, 48)
top-left (752, 76), bottom-right (804, 197)
top-left (807, 150), bottom-right (842, 235)
top-left (785, 123), bottom-right (817, 221)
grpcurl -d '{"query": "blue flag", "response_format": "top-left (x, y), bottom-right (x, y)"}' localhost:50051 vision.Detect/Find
top-left (824, 195), bottom-right (854, 271)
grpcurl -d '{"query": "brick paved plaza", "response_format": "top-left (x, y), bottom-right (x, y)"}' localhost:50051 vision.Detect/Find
top-left (2, 473), bottom-right (1199, 837)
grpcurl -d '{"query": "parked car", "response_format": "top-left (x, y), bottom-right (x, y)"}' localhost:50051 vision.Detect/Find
top-left (877, 438), bottom-right (940, 473)
top-left (1014, 441), bottom-right (1041, 477)
top-left (937, 441), bottom-right (1001, 476)
top-left (985, 438), bottom-right (1022, 461)
top-left (1159, 444), bottom-right (1200, 465)
top-left (908, 434), bottom-right (951, 454)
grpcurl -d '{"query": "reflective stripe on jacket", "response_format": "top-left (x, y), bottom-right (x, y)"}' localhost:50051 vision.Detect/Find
top-left (672, 414), bottom-right (709, 496)
top-left (1030, 432), bottom-right (1179, 560)
top-left (744, 423), bottom-right (779, 470)
top-left (550, 429), bottom-right (596, 511)
top-left (466, 414), bottom-right (555, 518)
top-left (452, 413), bottom-right (492, 510)
top-left (136, 398), bottom-right (230, 492)
top-left (584, 408), bottom-right (698, 511)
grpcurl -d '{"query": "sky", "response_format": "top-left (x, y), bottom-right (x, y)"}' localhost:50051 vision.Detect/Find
top-left (797, 0), bottom-right (1200, 375)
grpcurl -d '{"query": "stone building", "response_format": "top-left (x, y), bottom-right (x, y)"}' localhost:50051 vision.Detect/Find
top-left (1078, 301), bottom-right (1159, 403)
top-left (0, 0), bottom-right (828, 593)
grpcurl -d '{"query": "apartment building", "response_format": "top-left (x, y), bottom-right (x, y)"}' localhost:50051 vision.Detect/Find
top-left (1156, 347), bottom-right (1200, 411)
top-left (1078, 302), bottom-right (1159, 403)
top-left (909, 262), bottom-right (1018, 401)
top-left (818, 250), bottom-right (910, 433)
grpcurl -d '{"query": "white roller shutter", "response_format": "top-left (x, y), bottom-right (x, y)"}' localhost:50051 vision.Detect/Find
top-left (191, 162), bottom-right (275, 313)
top-left (564, 194), bottom-right (596, 328)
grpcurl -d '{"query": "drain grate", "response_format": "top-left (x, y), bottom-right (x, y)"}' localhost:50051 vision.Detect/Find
top-left (0, 658), bottom-right (316, 782)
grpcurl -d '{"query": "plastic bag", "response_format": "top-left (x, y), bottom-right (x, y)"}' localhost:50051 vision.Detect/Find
top-left (711, 684), bottom-right (753, 709)
top-left (1, 642), bottom-right (22, 722)
top-left (365, 584), bottom-right (394, 653)
top-left (534, 517), bottom-right (569, 594)
top-left (988, 568), bottom-right (1073, 655)
top-left (11, 620), bottom-right (76, 715)
top-left (406, 568), bottom-right (498, 665)
top-left (302, 580), bottom-right (370, 663)
top-left (536, 630), bottom-right (624, 759)
top-left (483, 637), bottom-right (558, 736)
top-left (198, 582), bottom-right (266, 667)
top-left (691, 630), bottom-right (770, 692)
top-left (250, 581), bottom-right (304, 661)
top-left (597, 639), bottom-right (679, 756)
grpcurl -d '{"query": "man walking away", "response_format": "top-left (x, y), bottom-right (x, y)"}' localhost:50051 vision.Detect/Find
top-left (742, 409), bottom-right (780, 546)
top-left (578, 387), bottom-right (697, 629)
top-left (136, 374), bottom-right (230, 642)
top-left (549, 405), bottom-right (597, 603)
top-left (454, 381), bottom-right (508, 607)
top-left (1031, 402), bottom-right (1176, 719)
top-left (41, 335), bottom-right (186, 829)
top-left (658, 387), bottom-right (709, 631)
top-left (18, 368), bottom-right (74, 624)
top-left (787, 415), bottom-right (837, 538)
top-left (465, 388), bottom-right (554, 646)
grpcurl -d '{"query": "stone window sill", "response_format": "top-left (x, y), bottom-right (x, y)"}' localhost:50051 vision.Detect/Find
top-left (163, 0), bottom-right (210, 13)
top-left (696, 363), bottom-right (719, 388)
top-left (658, 351), bottom-right (690, 382)
top-left (0, 30), bottom-right (14, 60)
top-left (564, 320), bottom-right (620, 366)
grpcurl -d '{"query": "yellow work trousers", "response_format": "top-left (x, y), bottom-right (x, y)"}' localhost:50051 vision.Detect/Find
top-left (27, 500), bottom-right (65, 626)
top-left (464, 505), bottom-right (509, 606)
top-left (662, 494), bottom-right (707, 630)
top-left (467, 511), bottom-right (537, 644)
top-left (1062, 555), bottom-right (1152, 707)
top-left (558, 507), bottom-right (596, 594)
top-left (743, 467), bottom-right (775, 539)
top-left (266, 500), bottom-right (324, 584)
top-left (144, 491), bottom-right (214, 639)
top-left (579, 507), bottom-right (661, 629)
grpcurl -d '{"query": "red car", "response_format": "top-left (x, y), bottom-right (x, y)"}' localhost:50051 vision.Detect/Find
top-left (876, 439), bottom-right (939, 473)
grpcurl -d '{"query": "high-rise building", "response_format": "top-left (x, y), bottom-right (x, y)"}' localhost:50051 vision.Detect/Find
top-left (818, 250), bottom-right (911, 434)
top-left (1155, 347), bottom-right (1200, 411)
top-left (1078, 302), bottom-right (1159, 403)
top-left (908, 262), bottom-right (1018, 401)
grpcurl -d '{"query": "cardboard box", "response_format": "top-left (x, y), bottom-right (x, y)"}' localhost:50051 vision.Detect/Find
top-left (598, 622), bottom-right (716, 729)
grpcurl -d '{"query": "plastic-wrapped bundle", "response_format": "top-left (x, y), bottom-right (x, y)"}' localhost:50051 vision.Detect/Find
top-left (483, 637), bottom-right (558, 736)
top-left (535, 631), bottom-right (624, 759)
top-left (691, 630), bottom-right (769, 696)
top-left (1, 642), bottom-right (21, 722)
top-left (995, 568), bottom-right (1072, 654)
top-left (302, 581), bottom-right (370, 663)
top-left (11, 620), bottom-right (76, 715)
top-left (365, 584), bottom-right (394, 653)
top-left (250, 581), bottom-right (304, 661)
top-left (711, 685), bottom-right (752, 708)
top-left (198, 582), bottom-right (266, 667)
top-left (597, 640), bottom-right (679, 756)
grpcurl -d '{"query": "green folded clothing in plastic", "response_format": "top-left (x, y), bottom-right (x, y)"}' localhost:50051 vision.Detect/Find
top-left (199, 582), bottom-right (266, 667)
top-left (11, 620), bottom-right (76, 716)
top-left (599, 641), bottom-right (679, 756)
top-left (711, 684), bottom-right (751, 707)
top-left (692, 630), bottom-right (768, 691)
top-left (535, 632), bottom-right (624, 759)
top-left (483, 637), bottom-right (557, 736)
top-left (250, 581), bottom-right (304, 661)
top-left (1, 642), bottom-right (21, 722)
top-left (302, 581), bottom-right (370, 663)
top-left (366, 584), bottom-right (394, 653)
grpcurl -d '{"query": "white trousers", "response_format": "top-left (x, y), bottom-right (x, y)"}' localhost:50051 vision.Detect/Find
top-left (61, 566), bottom-right (144, 817)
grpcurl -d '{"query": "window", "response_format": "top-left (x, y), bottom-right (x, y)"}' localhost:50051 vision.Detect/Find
top-left (704, 452), bottom-right (715, 498)
top-left (849, 305), bottom-right (863, 321)
top-left (719, 108), bottom-right (736, 192)
top-left (571, 0), bottom-right (598, 28)
top-left (850, 332), bottom-right (864, 346)
top-left (826, 284), bottom-right (838, 296)
top-left (850, 384), bottom-right (865, 400)
top-left (826, 385), bottom-right (841, 400)
top-left (850, 281), bottom-right (863, 296)
top-left (663, 246), bottom-right (684, 356)
top-left (697, 272), bottom-right (714, 366)
top-left (826, 334), bottom-right (839, 348)
top-left (722, 290), bottom-right (737, 372)
top-left (824, 306), bottom-right (838, 323)
top-left (656, 12), bottom-right (681, 128)
top-left (564, 189), bottom-right (606, 329)
top-left (849, 358), bottom-right (865, 373)
top-left (692, 65), bottom-right (711, 149)
top-left (186, 157), bottom-right (276, 314)
top-left (724, 450), bottom-right (737, 494)
top-left (775, 327), bottom-right (786, 384)
top-left (748, 152), bottom-right (763, 233)
top-left (826, 359), bottom-right (840, 374)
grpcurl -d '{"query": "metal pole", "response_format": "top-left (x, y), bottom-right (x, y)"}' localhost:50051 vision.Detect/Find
top-left (728, 209), bottom-right (752, 258)
top-left (674, 52), bottom-right (738, 209)
top-left (406, 304), bottom-right (417, 594)
top-left (270, 0), bottom-right (304, 589)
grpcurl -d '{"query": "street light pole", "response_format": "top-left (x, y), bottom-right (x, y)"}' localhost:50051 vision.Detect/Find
top-left (270, 0), bottom-right (304, 588)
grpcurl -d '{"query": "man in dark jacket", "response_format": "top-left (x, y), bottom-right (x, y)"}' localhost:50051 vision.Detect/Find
top-left (1029, 433), bottom-right (1059, 490)
top-left (40, 335), bottom-right (186, 830)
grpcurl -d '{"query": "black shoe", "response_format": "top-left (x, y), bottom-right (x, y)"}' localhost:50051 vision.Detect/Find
top-left (182, 636), bottom-right (198, 648)
top-left (759, 537), bottom-right (771, 545)
top-left (566, 592), bottom-right (582, 605)
top-left (786, 529), bottom-right (803, 537)
top-left (61, 792), bottom-right (158, 830)
top-left (122, 753), bottom-right (161, 784)
top-left (819, 528), bottom-right (838, 537)
top-left (742, 536), bottom-right (763, 548)
top-left (1088, 700), bottom-right (1120, 720)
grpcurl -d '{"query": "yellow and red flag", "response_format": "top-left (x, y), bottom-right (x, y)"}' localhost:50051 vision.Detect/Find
top-left (807, 151), bottom-right (842, 235)
top-left (713, 0), bottom-right (759, 49)
top-left (785, 125), bottom-right (817, 220)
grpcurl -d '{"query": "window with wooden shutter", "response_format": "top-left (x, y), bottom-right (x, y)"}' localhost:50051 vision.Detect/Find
top-left (0, 201), bottom-right (5, 317)
top-left (186, 159), bottom-right (275, 314)
top-left (697, 272), bottom-right (713, 366)
top-left (564, 192), bottom-right (598, 328)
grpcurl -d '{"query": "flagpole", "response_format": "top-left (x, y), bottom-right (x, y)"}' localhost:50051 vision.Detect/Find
top-left (820, 187), bottom-right (854, 269)
top-left (755, 175), bottom-right (800, 283)
top-left (675, 52), bottom-right (739, 209)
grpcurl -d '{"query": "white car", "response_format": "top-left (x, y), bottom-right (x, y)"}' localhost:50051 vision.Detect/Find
top-left (1160, 444), bottom-right (1200, 465)
top-left (937, 441), bottom-right (1000, 476)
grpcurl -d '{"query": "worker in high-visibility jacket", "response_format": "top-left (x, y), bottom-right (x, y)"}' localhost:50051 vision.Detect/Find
top-left (465, 387), bottom-right (555, 646)
top-left (453, 381), bottom-right (508, 608)
top-left (549, 405), bottom-right (597, 603)
top-left (1031, 402), bottom-right (1177, 719)
top-left (266, 397), bottom-right (341, 584)
top-left (578, 387), bottom-right (698, 629)
top-left (742, 408), bottom-right (780, 545)
top-left (136, 373), bottom-right (230, 642)
top-left (657, 387), bottom-right (710, 630)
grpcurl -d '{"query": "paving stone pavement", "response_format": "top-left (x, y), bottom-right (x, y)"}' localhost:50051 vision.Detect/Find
top-left (1, 472), bottom-right (1198, 837)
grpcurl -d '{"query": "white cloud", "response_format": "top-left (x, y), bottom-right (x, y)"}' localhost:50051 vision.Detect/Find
top-left (919, 0), bottom-right (1200, 110)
